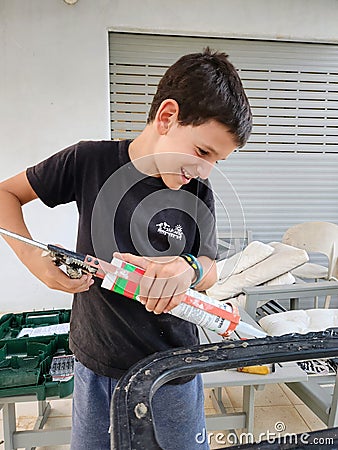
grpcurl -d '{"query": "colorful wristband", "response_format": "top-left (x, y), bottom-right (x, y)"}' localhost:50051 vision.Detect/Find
top-left (180, 253), bottom-right (203, 288)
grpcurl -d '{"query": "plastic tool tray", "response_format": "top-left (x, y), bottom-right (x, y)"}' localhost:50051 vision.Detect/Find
top-left (0, 309), bottom-right (73, 400)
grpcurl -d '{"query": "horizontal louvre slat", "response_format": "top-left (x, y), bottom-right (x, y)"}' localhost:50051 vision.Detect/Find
top-left (246, 90), bottom-right (338, 101)
top-left (248, 135), bottom-right (338, 144)
top-left (253, 117), bottom-right (338, 126)
top-left (110, 84), bottom-right (156, 94)
top-left (242, 143), bottom-right (338, 152)
top-left (252, 126), bottom-right (338, 135)
top-left (110, 112), bottom-right (148, 121)
top-left (249, 98), bottom-right (336, 108)
top-left (111, 131), bottom-right (138, 139)
top-left (244, 80), bottom-right (338, 91)
top-left (110, 121), bottom-right (147, 131)
top-left (111, 103), bottom-right (150, 113)
top-left (110, 74), bottom-right (163, 85)
top-left (110, 93), bottom-right (153, 103)
top-left (240, 70), bottom-right (338, 83)
top-left (251, 108), bottom-right (338, 118)
top-left (109, 64), bottom-right (167, 76)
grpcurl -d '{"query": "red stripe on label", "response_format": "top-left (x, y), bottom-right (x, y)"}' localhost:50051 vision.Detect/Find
top-left (183, 295), bottom-right (240, 325)
top-left (123, 280), bottom-right (139, 299)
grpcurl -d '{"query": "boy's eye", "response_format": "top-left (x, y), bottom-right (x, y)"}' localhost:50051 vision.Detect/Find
top-left (196, 147), bottom-right (209, 156)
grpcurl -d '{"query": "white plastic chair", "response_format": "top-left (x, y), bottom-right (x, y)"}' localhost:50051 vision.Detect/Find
top-left (282, 221), bottom-right (338, 307)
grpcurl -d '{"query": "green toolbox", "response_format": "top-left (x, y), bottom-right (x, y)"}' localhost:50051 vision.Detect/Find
top-left (0, 309), bottom-right (74, 400)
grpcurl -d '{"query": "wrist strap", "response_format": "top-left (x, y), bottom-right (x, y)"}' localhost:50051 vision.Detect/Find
top-left (180, 253), bottom-right (203, 288)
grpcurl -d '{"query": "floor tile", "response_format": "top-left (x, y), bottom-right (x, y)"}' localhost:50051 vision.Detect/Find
top-left (279, 383), bottom-right (305, 406)
top-left (49, 399), bottom-right (72, 417)
top-left (252, 405), bottom-right (310, 440)
top-left (16, 401), bottom-right (39, 417)
top-left (254, 384), bottom-right (292, 407)
top-left (204, 388), bottom-right (216, 409)
top-left (294, 404), bottom-right (326, 431)
top-left (16, 415), bottom-right (38, 431)
top-left (204, 387), bottom-right (233, 411)
top-left (43, 416), bottom-right (72, 428)
top-left (225, 383), bottom-right (292, 409)
top-left (205, 407), bottom-right (217, 415)
top-left (221, 388), bottom-right (234, 410)
top-left (224, 386), bottom-right (243, 409)
top-left (14, 399), bottom-right (72, 422)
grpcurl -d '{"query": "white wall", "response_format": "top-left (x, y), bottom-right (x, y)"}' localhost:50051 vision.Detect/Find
top-left (0, 0), bottom-right (337, 311)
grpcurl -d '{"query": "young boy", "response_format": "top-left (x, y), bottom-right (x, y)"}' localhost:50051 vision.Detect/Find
top-left (0, 48), bottom-right (252, 449)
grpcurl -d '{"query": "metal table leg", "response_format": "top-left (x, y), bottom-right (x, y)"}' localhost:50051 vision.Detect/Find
top-left (242, 385), bottom-right (255, 434)
top-left (3, 403), bottom-right (16, 450)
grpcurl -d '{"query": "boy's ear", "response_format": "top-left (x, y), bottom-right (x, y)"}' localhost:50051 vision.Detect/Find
top-left (155, 99), bottom-right (179, 135)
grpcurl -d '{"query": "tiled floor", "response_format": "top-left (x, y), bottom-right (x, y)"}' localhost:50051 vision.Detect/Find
top-left (0, 383), bottom-right (326, 450)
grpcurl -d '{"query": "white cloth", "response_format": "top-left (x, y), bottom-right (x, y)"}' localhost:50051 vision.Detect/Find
top-left (217, 241), bottom-right (275, 281)
top-left (207, 242), bottom-right (308, 301)
top-left (259, 309), bottom-right (338, 336)
top-left (263, 271), bottom-right (296, 287)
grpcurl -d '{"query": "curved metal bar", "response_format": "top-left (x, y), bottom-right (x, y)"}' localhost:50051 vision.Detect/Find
top-left (111, 329), bottom-right (338, 450)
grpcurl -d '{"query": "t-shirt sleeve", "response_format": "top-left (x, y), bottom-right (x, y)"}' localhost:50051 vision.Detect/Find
top-left (192, 179), bottom-right (218, 260)
top-left (26, 143), bottom-right (78, 208)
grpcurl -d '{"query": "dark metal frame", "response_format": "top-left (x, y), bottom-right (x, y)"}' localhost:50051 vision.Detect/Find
top-left (111, 329), bottom-right (338, 449)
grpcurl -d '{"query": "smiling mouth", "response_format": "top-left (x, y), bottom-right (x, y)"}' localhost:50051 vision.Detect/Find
top-left (181, 168), bottom-right (193, 182)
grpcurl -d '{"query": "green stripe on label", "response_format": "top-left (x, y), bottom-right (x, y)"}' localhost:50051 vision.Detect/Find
top-left (125, 263), bottom-right (136, 272)
top-left (113, 277), bottom-right (128, 295)
top-left (133, 285), bottom-right (140, 300)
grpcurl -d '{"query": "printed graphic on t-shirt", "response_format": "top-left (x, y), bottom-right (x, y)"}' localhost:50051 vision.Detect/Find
top-left (156, 222), bottom-right (184, 240)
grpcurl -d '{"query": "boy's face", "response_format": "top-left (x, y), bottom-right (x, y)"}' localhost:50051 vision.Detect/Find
top-left (153, 119), bottom-right (238, 190)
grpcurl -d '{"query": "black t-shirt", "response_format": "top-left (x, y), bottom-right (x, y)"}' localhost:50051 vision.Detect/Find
top-left (26, 140), bottom-right (217, 380)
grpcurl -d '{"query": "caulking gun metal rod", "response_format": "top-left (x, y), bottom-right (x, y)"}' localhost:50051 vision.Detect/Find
top-left (0, 227), bottom-right (48, 251)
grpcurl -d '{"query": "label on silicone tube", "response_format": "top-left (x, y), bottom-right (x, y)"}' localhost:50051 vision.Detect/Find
top-left (170, 302), bottom-right (233, 335)
top-left (101, 257), bottom-right (239, 336)
top-left (101, 257), bottom-right (143, 300)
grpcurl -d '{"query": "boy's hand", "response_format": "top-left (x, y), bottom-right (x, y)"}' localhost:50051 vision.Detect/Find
top-left (114, 253), bottom-right (195, 314)
top-left (23, 246), bottom-right (94, 294)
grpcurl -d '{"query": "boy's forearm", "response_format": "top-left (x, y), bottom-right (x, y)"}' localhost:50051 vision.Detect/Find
top-left (194, 256), bottom-right (217, 291)
top-left (0, 189), bottom-right (35, 262)
top-left (0, 186), bottom-right (61, 281)
top-left (0, 171), bottom-right (41, 262)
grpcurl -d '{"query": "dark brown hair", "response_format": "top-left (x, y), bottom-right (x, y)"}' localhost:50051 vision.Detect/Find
top-left (147, 47), bottom-right (252, 148)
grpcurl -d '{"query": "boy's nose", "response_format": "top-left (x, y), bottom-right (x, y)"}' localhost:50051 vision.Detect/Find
top-left (196, 160), bottom-right (214, 179)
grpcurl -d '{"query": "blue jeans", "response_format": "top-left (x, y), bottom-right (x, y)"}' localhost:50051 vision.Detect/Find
top-left (70, 360), bottom-right (209, 450)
